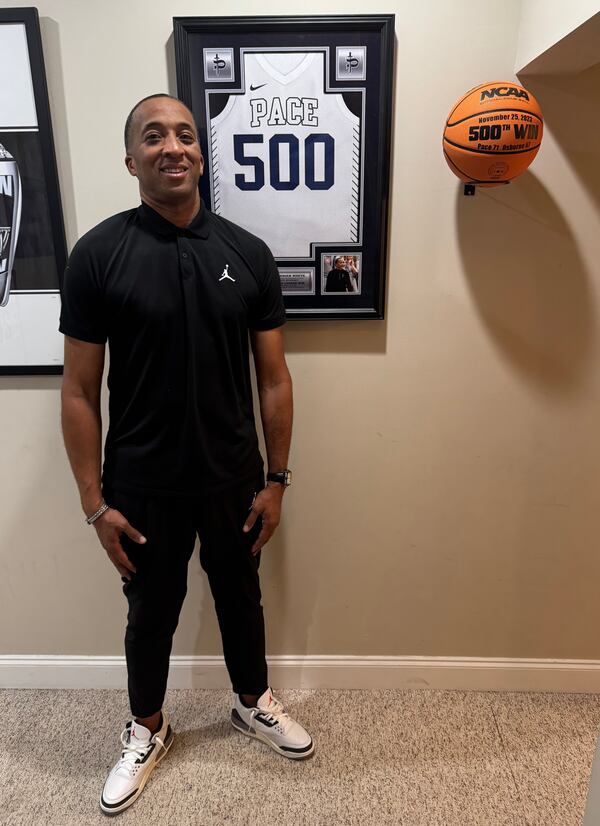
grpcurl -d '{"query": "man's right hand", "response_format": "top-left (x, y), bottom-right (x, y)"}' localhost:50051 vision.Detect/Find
top-left (92, 508), bottom-right (147, 580)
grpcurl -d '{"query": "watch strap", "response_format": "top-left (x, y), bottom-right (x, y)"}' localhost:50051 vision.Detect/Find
top-left (266, 469), bottom-right (292, 487)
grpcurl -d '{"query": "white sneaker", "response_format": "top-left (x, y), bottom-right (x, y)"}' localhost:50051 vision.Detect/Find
top-left (231, 688), bottom-right (314, 759)
top-left (100, 712), bottom-right (174, 815)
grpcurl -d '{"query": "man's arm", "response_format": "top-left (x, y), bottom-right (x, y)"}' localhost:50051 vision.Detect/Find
top-left (61, 336), bottom-right (145, 578)
top-left (244, 326), bottom-right (293, 554)
top-left (61, 336), bottom-right (105, 514)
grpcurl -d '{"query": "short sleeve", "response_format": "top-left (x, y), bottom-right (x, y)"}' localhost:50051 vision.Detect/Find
top-left (59, 237), bottom-right (108, 344)
top-left (248, 241), bottom-right (287, 331)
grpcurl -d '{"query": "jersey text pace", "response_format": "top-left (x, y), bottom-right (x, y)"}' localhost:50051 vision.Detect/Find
top-left (250, 97), bottom-right (319, 127)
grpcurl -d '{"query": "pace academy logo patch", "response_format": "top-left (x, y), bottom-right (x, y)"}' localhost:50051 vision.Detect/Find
top-left (203, 48), bottom-right (234, 82)
top-left (335, 46), bottom-right (367, 81)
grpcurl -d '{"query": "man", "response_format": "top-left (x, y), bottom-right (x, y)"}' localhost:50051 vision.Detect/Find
top-left (324, 255), bottom-right (356, 293)
top-left (60, 94), bottom-right (313, 817)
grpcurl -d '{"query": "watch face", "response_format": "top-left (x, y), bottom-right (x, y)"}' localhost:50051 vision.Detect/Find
top-left (284, 470), bottom-right (292, 486)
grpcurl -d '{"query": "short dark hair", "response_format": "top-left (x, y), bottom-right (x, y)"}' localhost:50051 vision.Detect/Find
top-left (123, 93), bottom-right (195, 150)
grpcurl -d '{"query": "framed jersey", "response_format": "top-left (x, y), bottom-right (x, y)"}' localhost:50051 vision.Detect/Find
top-left (0, 8), bottom-right (67, 374)
top-left (174, 15), bottom-right (394, 320)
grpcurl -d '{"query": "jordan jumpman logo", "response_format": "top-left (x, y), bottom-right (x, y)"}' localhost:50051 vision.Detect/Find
top-left (219, 264), bottom-right (236, 282)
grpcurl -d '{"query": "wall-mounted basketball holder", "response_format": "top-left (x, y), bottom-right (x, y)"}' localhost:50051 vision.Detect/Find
top-left (443, 81), bottom-right (544, 193)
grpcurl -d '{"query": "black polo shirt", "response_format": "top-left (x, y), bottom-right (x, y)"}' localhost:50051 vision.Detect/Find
top-left (59, 200), bottom-right (286, 496)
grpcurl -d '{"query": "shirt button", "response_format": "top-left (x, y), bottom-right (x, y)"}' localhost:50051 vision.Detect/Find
top-left (182, 252), bottom-right (189, 259)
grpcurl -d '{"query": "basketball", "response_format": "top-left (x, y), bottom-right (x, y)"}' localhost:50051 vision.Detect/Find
top-left (443, 81), bottom-right (543, 187)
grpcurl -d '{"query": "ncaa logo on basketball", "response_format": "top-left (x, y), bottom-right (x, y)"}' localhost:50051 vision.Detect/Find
top-left (480, 87), bottom-right (530, 102)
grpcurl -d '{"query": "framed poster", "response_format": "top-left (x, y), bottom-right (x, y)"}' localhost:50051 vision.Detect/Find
top-left (174, 15), bottom-right (394, 319)
top-left (0, 8), bottom-right (66, 375)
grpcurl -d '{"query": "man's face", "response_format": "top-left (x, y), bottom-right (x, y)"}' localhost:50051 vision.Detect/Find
top-left (335, 257), bottom-right (346, 269)
top-left (125, 97), bottom-right (204, 206)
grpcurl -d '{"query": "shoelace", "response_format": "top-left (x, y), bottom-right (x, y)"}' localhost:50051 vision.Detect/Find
top-left (249, 697), bottom-right (293, 734)
top-left (115, 728), bottom-right (165, 776)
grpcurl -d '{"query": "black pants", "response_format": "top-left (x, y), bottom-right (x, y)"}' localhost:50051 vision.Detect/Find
top-left (104, 473), bottom-right (268, 718)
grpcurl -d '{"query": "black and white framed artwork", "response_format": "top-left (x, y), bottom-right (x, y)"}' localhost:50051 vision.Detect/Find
top-left (0, 7), bottom-right (67, 375)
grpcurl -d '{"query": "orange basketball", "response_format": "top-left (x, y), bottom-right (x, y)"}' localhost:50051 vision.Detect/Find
top-left (443, 81), bottom-right (543, 187)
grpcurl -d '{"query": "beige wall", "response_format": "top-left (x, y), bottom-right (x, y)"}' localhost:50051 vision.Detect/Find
top-left (515, 0), bottom-right (600, 72)
top-left (1, 0), bottom-right (600, 660)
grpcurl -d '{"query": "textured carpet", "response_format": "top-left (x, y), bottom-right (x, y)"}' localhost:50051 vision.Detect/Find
top-left (1, 688), bottom-right (598, 825)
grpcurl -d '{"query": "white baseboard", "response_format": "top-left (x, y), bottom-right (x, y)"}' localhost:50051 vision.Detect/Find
top-left (2, 655), bottom-right (600, 692)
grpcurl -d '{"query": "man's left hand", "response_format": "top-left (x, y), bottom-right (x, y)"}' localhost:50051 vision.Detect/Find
top-left (243, 483), bottom-right (285, 555)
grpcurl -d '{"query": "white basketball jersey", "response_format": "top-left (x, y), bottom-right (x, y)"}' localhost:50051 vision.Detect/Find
top-left (208, 51), bottom-right (361, 259)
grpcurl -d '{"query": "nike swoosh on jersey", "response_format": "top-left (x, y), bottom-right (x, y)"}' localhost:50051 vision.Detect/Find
top-left (249, 83), bottom-right (267, 91)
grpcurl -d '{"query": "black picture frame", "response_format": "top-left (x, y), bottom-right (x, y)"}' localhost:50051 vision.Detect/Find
top-left (174, 14), bottom-right (394, 320)
top-left (0, 7), bottom-right (67, 375)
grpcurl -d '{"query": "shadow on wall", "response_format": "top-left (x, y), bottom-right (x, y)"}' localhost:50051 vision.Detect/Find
top-left (284, 319), bottom-right (388, 355)
top-left (520, 63), bottom-right (600, 209)
top-left (166, 33), bottom-right (177, 99)
top-left (455, 172), bottom-right (594, 397)
top-left (40, 17), bottom-right (78, 246)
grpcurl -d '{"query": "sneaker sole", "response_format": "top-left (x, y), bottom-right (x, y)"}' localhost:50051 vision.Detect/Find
top-left (231, 713), bottom-right (314, 760)
top-left (99, 726), bottom-right (174, 816)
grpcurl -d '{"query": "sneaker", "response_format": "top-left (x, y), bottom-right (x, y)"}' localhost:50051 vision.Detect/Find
top-left (231, 688), bottom-right (314, 759)
top-left (100, 712), bottom-right (174, 815)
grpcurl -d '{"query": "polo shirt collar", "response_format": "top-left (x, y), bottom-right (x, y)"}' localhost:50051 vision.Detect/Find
top-left (138, 199), bottom-right (210, 239)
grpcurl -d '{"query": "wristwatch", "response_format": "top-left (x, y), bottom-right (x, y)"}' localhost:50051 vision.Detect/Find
top-left (266, 469), bottom-right (292, 487)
